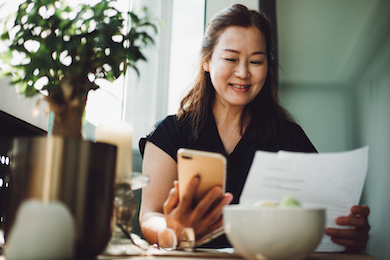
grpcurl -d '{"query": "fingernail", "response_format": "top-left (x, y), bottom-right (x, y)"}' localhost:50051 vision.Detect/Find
top-left (212, 186), bottom-right (222, 195)
top-left (224, 194), bottom-right (233, 204)
top-left (192, 175), bottom-right (200, 184)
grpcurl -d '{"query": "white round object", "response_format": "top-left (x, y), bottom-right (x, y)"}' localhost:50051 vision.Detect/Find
top-left (223, 205), bottom-right (325, 260)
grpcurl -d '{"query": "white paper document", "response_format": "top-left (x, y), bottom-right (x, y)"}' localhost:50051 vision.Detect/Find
top-left (240, 147), bottom-right (369, 252)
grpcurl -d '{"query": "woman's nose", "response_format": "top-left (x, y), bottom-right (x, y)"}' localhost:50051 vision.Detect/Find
top-left (235, 62), bottom-right (250, 79)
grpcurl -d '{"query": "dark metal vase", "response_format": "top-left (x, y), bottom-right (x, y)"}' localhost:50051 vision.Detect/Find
top-left (4, 136), bottom-right (117, 258)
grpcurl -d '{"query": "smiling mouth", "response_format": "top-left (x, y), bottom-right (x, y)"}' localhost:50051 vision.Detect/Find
top-left (230, 84), bottom-right (251, 89)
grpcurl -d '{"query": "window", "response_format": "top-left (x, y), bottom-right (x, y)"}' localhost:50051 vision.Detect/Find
top-left (0, 0), bottom-right (207, 151)
top-left (123, 0), bottom-right (205, 149)
top-left (167, 0), bottom-right (205, 114)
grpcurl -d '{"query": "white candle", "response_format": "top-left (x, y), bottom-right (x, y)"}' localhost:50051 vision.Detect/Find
top-left (95, 120), bottom-right (133, 181)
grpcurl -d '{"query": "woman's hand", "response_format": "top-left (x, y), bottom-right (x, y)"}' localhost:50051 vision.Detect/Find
top-left (325, 205), bottom-right (370, 252)
top-left (163, 176), bottom-right (233, 240)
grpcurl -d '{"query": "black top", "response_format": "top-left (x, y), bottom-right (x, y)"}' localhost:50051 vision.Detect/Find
top-left (139, 113), bottom-right (317, 247)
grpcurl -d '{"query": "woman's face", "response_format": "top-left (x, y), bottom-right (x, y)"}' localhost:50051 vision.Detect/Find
top-left (204, 26), bottom-right (268, 109)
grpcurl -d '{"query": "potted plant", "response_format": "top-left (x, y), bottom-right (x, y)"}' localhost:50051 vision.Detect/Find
top-left (0, 0), bottom-right (157, 258)
top-left (0, 0), bottom-right (157, 137)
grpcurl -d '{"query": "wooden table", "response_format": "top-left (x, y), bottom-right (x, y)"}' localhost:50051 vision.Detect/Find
top-left (97, 253), bottom-right (374, 260)
top-left (0, 235), bottom-right (377, 260)
top-left (96, 246), bottom-right (375, 260)
top-left (0, 250), bottom-right (377, 260)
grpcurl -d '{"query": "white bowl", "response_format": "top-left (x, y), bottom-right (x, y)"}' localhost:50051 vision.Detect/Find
top-left (223, 205), bottom-right (325, 260)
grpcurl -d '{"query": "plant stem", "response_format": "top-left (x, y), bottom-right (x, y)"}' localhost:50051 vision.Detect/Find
top-left (47, 98), bottom-right (86, 137)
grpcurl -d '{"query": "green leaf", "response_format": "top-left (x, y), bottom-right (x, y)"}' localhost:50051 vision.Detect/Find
top-left (0, 0), bottom-right (158, 100)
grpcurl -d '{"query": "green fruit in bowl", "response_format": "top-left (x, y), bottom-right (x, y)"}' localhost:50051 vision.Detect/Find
top-left (280, 195), bottom-right (301, 207)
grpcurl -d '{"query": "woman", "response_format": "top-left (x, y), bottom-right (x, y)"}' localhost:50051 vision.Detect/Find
top-left (139, 4), bottom-right (370, 251)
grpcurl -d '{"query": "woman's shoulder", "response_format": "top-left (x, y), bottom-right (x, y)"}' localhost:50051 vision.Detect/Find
top-left (155, 114), bottom-right (178, 126)
top-left (151, 114), bottom-right (179, 131)
top-left (139, 115), bottom-right (176, 157)
top-left (284, 120), bottom-right (305, 134)
top-left (139, 114), bottom-right (193, 159)
top-left (282, 121), bottom-right (317, 153)
top-left (151, 114), bottom-right (193, 134)
top-left (253, 120), bottom-right (317, 153)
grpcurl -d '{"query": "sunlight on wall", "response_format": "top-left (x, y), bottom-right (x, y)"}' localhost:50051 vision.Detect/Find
top-left (167, 0), bottom-right (205, 114)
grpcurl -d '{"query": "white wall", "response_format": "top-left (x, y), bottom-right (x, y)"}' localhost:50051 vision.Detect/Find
top-left (205, 0), bottom-right (259, 24)
top-left (354, 37), bottom-right (390, 258)
top-left (280, 61), bottom-right (390, 260)
top-left (0, 77), bottom-right (49, 131)
top-left (278, 0), bottom-right (390, 257)
top-left (280, 17), bottom-right (390, 260)
top-left (279, 84), bottom-right (353, 153)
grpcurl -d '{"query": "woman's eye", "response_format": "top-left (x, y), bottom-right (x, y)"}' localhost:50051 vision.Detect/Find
top-left (250, 61), bottom-right (263, 65)
top-left (224, 58), bottom-right (237, 62)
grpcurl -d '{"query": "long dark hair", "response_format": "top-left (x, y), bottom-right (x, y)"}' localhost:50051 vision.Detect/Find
top-left (178, 4), bottom-right (293, 143)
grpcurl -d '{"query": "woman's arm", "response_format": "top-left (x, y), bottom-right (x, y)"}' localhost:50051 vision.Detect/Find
top-left (139, 141), bottom-right (178, 244)
top-left (139, 141), bottom-right (233, 246)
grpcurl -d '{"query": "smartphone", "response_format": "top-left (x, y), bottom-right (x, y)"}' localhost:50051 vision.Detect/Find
top-left (177, 148), bottom-right (226, 203)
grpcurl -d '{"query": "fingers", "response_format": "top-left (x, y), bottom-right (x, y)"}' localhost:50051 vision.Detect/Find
top-left (196, 216), bottom-right (224, 240)
top-left (163, 184), bottom-right (179, 214)
top-left (192, 186), bottom-right (224, 220)
top-left (198, 193), bottom-right (232, 235)
top-left (164, 175), bottom-right (200, 214)
top-left (335, 205), bottom-right (370, 231)
top-left (325, 227), bottom-right (369, 241)
top-left (325, 227), bottom-right (369, 252)
top-left (194, 187), bottom-right (232, 221)
top-left (204, 193), bottom-right (233, 224)
top-left (324, 205), bottom-right (371, 253)
top-left (164, 175), bottom-right (234, 240)
top-left (164, 175), bottom-right (200, 227)
top-left (191, 188), bottom-right (233, 235)
top-left (179, 175), bottom-right (200, 211)
top-left (335, 215), bottom-right (370, 230)
top-left (350, 205), bottom-right (370, 217)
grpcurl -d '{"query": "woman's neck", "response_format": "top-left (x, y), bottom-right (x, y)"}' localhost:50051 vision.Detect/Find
top-left (212, 102), bottom-right (249, 128)
top-left (212, 102), bottom-right (250, 155)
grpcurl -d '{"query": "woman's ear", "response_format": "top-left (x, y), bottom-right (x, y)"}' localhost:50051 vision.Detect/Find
top-left (203, 61), bottom-right (210, 72)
